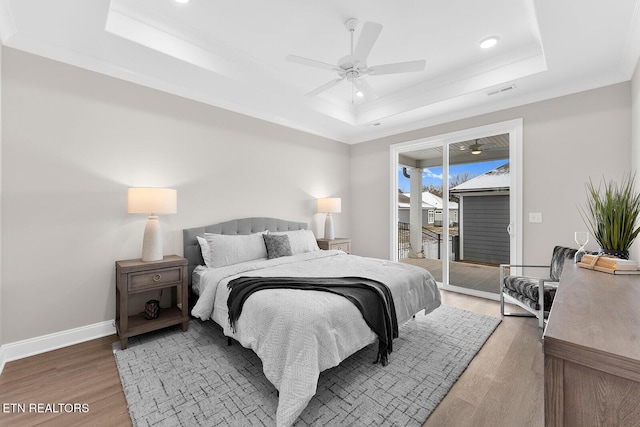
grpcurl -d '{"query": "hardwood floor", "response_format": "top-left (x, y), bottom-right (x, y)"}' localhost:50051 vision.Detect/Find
top-left (0, 336), bottom-right (131, 427)
top-left (0, 291), bottom-right (543, 426)
top-left (423, 291), bottom-right (544, 427)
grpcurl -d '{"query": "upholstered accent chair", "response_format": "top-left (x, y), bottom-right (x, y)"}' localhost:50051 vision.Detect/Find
top-left (500, 246), bottom-right (577, 329)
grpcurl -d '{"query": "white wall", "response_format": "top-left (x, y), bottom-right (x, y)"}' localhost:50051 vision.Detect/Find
top-left (350, 82), bottom-right (632, 265)
top-left (0, 44), bottom-right (3, 352)
top-left (1, 47), bottom-right (350, 344)
top-left (631, 58), bottom-right (640, 262)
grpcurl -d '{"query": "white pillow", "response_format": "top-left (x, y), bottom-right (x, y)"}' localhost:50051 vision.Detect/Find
top-left (191, 265), bottom-right (208, 295)
top-left (197, 232), bottom-right (268, 268)
top-left (196, 236), bottom-right (213, 267)
top-left (271, 229), bottom-right (319, 254)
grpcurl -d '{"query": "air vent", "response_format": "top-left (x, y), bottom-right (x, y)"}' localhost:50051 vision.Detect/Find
top-left (486, 84), bottom-right (517, 96)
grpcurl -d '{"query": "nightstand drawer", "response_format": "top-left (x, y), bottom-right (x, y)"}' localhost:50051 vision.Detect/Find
top-left (330, 242), bottom-right (350, 253)
top-left (129, 267), bottom-right (182, 292)
top-left (317, 238), bottom-right (351, 254)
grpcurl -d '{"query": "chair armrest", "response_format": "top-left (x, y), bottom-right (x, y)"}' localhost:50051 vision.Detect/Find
top-left (499, 264), bottom-right (550, 269)
top-left (499, 264), bottom-right (550, 277)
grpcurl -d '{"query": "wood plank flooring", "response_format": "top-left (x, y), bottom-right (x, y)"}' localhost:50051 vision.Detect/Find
top-left (423, 291), bottom-right (543, 427)
top-left (0, 291), bottom-right (543, 426)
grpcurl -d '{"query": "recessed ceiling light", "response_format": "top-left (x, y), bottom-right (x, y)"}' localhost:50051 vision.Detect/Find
top-left (480, 36), bottom-right (499, 49)
top-left (355, 91), bottom-right (364, 97)
top-left (175, 0), bottom-right (189, 3)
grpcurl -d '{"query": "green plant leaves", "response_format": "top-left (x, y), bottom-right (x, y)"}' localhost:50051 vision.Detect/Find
top-left (579, 172), bottom-right (640, 251)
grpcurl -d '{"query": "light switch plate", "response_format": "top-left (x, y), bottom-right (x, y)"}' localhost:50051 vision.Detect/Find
top-left (529, 212), bottom-right (543, 223)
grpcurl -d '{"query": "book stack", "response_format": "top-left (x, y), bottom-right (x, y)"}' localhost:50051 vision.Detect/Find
top-left (577, 254), bottom-right (640, 274)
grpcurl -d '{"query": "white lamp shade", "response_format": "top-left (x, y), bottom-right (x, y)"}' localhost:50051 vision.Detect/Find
top-left (128, 188), bottom-right (177, 215)
top-left (317, 197), bottom-right (341, 213)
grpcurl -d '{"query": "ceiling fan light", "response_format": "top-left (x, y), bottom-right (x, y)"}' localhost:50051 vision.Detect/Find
top-left (470, 141), bottom-right (482, 154)
top-left (480, 36), bottom-right (499, 49)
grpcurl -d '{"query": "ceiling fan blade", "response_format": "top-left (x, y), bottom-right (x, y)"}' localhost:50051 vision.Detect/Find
top-left (286, 54), bottom-right (338, 72)
top-left (305, 77), bottom-right (346, 97)
top-left (368, 60), bottom-right (426, 75)
top-left (352, 22), bottom-right (383, 63)
top-left (352, 78), bottom-right (378, 101)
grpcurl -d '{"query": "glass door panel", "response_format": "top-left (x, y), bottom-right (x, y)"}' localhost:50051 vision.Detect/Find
top-left (397, 145), bottom-right (444, 282)
top-left (447, 138), bottom-right (510, 295)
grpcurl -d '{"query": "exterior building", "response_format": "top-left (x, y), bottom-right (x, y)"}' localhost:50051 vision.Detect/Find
top-left (451, 163), bottom-right (510, 265)
top-left (398, 191), bottom-right (459, 226)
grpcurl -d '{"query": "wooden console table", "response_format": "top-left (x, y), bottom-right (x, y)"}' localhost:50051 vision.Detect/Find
top-left (544, 262), bottom-right (640, 426)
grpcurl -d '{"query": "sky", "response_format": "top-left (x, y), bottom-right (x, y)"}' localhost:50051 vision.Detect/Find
top-left (398, 159), bottom-right (508, 192)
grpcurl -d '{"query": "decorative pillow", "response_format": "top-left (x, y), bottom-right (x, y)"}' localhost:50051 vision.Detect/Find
top-left (198, 232), bottom-right (268, 268)
top-left (271, 229), bottom-right (319, 254)
top-left (263, 234), bottom-right (293, 259)
top-left (196, 236), bottom-right (213, 267)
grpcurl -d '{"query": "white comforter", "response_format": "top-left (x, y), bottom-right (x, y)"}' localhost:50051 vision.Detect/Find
top-left (191, 250), bottom-right (440, 426)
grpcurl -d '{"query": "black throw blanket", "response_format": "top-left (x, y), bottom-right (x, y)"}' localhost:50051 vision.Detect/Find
top-left (227, 276), bottom-right (398, 366)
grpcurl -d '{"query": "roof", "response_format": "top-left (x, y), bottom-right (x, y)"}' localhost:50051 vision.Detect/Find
top-left (451, 162), bottom-right (510, 193)
top-left (399, 191), bottom-right (458, 209)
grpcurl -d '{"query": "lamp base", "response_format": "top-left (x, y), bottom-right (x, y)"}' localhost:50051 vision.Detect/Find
top-left (324, 213), bottom-right (335, 240)
top-left (142, 215), bottom-right (163, 262)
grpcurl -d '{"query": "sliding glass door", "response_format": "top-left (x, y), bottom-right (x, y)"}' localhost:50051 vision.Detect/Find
top-left (447, 138), bottom-right (510, 296)
top-left (391, 120), bottom-right (522, 300)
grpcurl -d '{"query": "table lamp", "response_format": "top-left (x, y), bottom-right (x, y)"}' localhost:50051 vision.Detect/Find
top-left (317, 197), bottom-right (341, 240)
top-left (128, 188), bottom-right (177, 261)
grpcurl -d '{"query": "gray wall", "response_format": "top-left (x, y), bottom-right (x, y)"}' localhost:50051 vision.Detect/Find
top-left (632, 59), bottom-right (640, 260)
top-left (1, 48), bottom-right (350, 344)
top-left (350, 82), bottom-right (634, 266)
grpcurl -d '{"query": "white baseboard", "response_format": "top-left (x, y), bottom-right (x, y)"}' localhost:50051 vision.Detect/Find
top-left (0, 320), bottom-right (116, 376)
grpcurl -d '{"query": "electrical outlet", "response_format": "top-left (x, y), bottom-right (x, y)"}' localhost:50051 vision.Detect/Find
top-left (529, 212), bottom-right (543, 223)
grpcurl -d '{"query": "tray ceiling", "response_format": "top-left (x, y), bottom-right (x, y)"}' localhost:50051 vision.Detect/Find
top-left (1, 0), bottom-right (639, 143)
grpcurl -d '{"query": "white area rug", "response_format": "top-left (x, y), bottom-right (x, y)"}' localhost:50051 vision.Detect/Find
top-left (113, 305), bottom-right (500, 426)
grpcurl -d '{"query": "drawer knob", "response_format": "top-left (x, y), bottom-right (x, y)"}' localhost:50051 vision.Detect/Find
top-left (152, 274), bottom-right (162, 282)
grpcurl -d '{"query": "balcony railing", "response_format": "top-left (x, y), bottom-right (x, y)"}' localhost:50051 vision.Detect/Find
top-left (398, 222), bottom-right (459, 260)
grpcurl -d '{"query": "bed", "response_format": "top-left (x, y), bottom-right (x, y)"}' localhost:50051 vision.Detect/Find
top-left (184, 217), bottom-right (441, 426)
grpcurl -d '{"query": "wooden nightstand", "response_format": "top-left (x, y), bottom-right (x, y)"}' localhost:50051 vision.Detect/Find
top-left (317, 238), bottom-right (351, 254)
top-left (115, 255), bottom-right (189, 349)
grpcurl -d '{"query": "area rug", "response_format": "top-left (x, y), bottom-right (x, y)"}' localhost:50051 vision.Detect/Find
top-left (113, 305), bottom-right (500, 426)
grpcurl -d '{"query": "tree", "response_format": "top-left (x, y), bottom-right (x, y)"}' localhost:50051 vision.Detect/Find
top-left (450, 172), bottom-right (472, 188)
top-left (422, 172), bottom-right (474, 202)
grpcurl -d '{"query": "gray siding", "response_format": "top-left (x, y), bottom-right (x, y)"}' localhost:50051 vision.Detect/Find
top-left (398, 209), bottom-right (430, 225)
top-left (460, 195), bottom-right (510, 265)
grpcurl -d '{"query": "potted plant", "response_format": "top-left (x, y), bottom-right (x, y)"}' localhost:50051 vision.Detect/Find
top-left (580, 172), bottom-right (640, 259)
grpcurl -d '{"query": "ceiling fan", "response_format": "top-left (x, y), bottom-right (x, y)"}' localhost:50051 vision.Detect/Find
top-left (285, 18), bottom-right (426, 101)
top-left (469, 139), bottom-right (483, 155)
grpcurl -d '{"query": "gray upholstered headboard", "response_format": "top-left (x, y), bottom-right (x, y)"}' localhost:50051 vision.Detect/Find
top-left (183, 217), bottom-right (308, 286)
